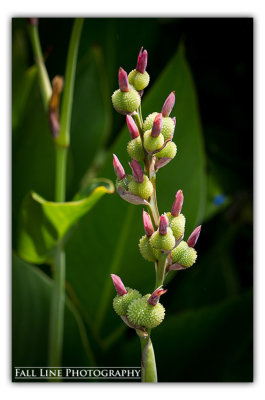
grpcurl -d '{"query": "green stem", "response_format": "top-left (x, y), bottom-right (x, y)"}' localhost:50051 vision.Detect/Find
top-left (55, 18), bottom-right (84, 148)
top-left (28, 22), bottom-right (52, 109)
top-left (137, 330), bottom-right (157, 382)
top-left (155, 252), bottom-right (168, 289)
top-left (55, 147), bottom-right (68, 202)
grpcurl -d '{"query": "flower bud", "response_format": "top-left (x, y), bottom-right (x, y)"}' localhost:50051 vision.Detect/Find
top-left (118, 67), bottom-right (129, 92)
top-left (128, 48), bottom-right (150, 91)
top-left (127, 295), bottom-right (165, 329)
top-left (113, 154), bottom-right (126, 180)
top-left (112, 81), bottom-right (141, 115)
top-left (151, 113), bottom-right (163, 138)
top-left (187, 225), bottom-right (201, 248)
top-left (148, 287), bottom-right (167, 306)
top-left (143, 129), bottom-right (164, 153)
top-left (110, 274), bottom-right (127, 296)
top-left (171, 241), bottom-right (197, 268)
top-left (136, 47), bottom-right (148, 73)
top-left (161, 91), bottom-right (175, 117)
top-left (128, 174), bottom-right (153, 200)
top-left (129, 159), bottom-right (144, 183)
top-left (143, 210), bottom-right (154, 237)
top-left (159, 214), bottom-right (169, 236)
top-left (155, 141), bottom-right (177, 159)
top-left (126, 115), bottom-right (139, 139)
top-left (171, 190), bottom-right (184, 217)
top-left (143, 112), bottom-right (175, 141)
top-left (113, 286), bottom-right (142, 316)
top-left (150, 216), bottom-right (175, 251)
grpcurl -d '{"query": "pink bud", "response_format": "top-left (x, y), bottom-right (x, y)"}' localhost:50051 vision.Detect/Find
top-left (118, 67), bottom-right (129, 92)
top-left (136, 47), bottom-right (148, 73)
top-left (143, 210), bottom-right (154, 237)
top-left (171, 190), bottom-right (184, 217)
top-left (113, 154), bottom-right (126, 180)
top-left (159, 214), bottom-right (169, 236)
top-left (126, 115), bottom-right (139, 139)
top-left (161, 91), bottom-right (175, 117)
top-left (110, 274), bottom-right (127, 296)
top-left (151, 113), bottom-right (163, 137)
top-left (187, 225), bottom-right (201, 248)
top-left (129, 159), bottom-right (144, 183)
top-left (148, 287), bottom-right (168, 306)
top-left (172, 117), bottom-right (176, 126)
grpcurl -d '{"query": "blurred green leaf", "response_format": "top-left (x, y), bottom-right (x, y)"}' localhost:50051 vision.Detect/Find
top-left (12, 254), bottom-right (94, 373)
top-left (17, 179), bottom-right (114, 264)
top-left (65, 45), bottom-right (207, 339)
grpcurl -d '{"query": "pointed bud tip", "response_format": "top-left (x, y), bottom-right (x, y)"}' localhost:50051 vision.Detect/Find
top-left (148, 287), bottom-right (168, 306)
top-left (143, 210), bottom-right (154, 236)
top-left (136, 47), bottom-right (148, 73)
top-left (118, 67), bottom-right (129, 92)
top-left (159, 214), bottom-right (169, 235)
top-left (126, 115), bottom-right (139, 139)
top-left (171, 189), bottom-right (184, 216)
top-left (113, 154), bottom-right (126, 180)
top-left (110, 274), bottom-right (127, 296)
top-left (151, 113), bottom-right (163, 137)
top-left (187, 225), bottom-right (201, 248)
top-left (162, 91), bottom-right (176, 117)
top-left (129, 159), bottom-right (144, 183)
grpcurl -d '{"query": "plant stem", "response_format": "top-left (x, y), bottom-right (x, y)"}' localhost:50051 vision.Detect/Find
top-left (155, 252), bottom-right (168, 288)
top-left (137, 330), bottom-right (157, 382)
top-left (28, 23), bottom-right (52, 109)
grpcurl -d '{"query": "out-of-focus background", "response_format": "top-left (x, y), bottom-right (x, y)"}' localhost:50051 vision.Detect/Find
top-left (12, 18), bottom-right (253, 382)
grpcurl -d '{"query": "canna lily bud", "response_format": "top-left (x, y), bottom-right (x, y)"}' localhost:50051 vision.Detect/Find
top-left (148, 287), bottom-right (168, 306)
top-left (171, 190), bottom-right (184, 217)
top-left (118, 67), bottom-right (130, 92)
top-left (187, 225), bottom-right (201, 248)
top-left (159, 214), bottom-right (169, 236)
top-left (126, 115), bottom-right (139, 139)
top-left (110, 274), bottom-right (127, 296)
top-left (136, 47), bottom-right (148, 73)
top-left (151, 113), bottom-right (163, 138)
top-left (161, 91), bottom-right (175, 117)
top-left (113, 154), bottom-right (126, 180)
top-left (143, 210), bottom-right (154, 237)
top-left (129, 159), bottom-right (144, 183)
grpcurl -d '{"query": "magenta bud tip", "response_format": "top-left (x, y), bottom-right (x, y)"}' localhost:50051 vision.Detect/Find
top-left (159, 214), bottom-right (169, 236)
top-left (187, 225), bottom-right (201, 248)
top-left (171, 190), bottom-right (184, 217)
top-left (113, 154), bottom-right (126, 180)
top-left (110, 274), bottom-right (127, 296)
top-left (129, 158), bottom-right (144, 183)
top-left (162, 91), bottom-right (175, 117)
top-left (126, 115), bottom-right (139, 139)
top-left (143, 210), bottom-right (154, 236)
top-left (118, 67), bottom-right (129, 92)
top-left (148, 287), bottom-right (168, 306)
top-left (151, 113), bottom-right (163, 137)
top-left (136, 47), bottom-right (148, 73)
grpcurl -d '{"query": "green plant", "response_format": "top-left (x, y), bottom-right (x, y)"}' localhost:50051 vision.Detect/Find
top-left (111, 48), bottom-right (201, 382)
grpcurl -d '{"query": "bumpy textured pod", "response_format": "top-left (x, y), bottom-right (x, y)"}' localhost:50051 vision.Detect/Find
top-left (128, 175), bottom-right (153, 200)
top-left (113, 287), bottom-right (142, 316)
top-left (171, 241), bottom-right (197, 267)
top-left (156, 141), bottom-right (177, 159)
top-left (127, 295), bottom-right (165, 329)
top-left (127, 137), bottom-right (145, 161)
top-left (128, 69), bottom-right (150, 91)
top-left (112, 84), bottom-right (141, 115)
top-left (143, 129), bottom-right (164, 153)
top-left (150, 227), bottom-right (175, 251)
top-left (143, 112), bottom-right (175, 140)
top-left (166, 212), bottom-right (186, 240)
top-left (138, 235), bottom-right (160, 262)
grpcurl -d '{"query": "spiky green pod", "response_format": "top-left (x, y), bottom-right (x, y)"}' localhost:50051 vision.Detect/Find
top-left (156, 141), bottom-right (177, 159)
top-left (111, 85), bottom-right (141, 115)
top-left (127, 295), bottom-right (165, 329)
top-left (128, 69), bottom-right (150, 91)
top-left (139, 235), bottom-right (156, 262)
top-left (127, 136), bottom-right (145, 161)
top-left (171, 241), bottom-right (197, 267)
top-left (143, 113), bottom-right (175, 140)
top-left (166, 212), bottom-right (186, 240)
top-left (113, 287), bottom-right (142, 316)
top-left (143, 129), bottom-right (164, 153)
top-left (150, 228), bottom-right (175, 251)
top-left (128, 175), bottom-right (153, 200)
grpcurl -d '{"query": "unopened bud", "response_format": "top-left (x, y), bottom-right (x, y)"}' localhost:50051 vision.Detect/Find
top-left (143, 210), bottom-right (154, 237)
top-left (118, 67), bottom-right (129, 92)
top-left (162, 91), bottom-right (175, 117)
top-left (129, 159), bottom-right (144, 183)
top-left (159, 214), bottom-right (169, 236)
top-left (151, 113), bottom-right (163, 138)
top-left (126, 115), bottom-right (139, 139)
top-left (136, 47), bottom-right (148, 73)
top-left (113, 154), bottom-right (126, 180)
top-left (148, 287), bottom-right (168, 306)
top-left (171, 190), bottom-right (184, 217)
top-left (110, 274), bottom-right (127, 296)
top-left (187, 225), bottom-right (201, 248)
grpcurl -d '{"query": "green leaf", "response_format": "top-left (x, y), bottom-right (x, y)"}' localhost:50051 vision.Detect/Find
top-left (12, 254), bottom-right (95, 375)
top-left (17, 179), bottom-right (114, 264)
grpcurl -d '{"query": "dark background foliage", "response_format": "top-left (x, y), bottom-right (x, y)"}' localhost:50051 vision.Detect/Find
top-left (12, 17), bottom-right (253, 382)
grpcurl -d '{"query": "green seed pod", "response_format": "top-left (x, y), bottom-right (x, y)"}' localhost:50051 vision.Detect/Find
top-left (166, 212), bottom-right (186, 240)
top-left (171, 241), bottom-right (197, 267)
top-left (111, 85), bottom-right (141, 115)
top-left (143, 129), bottom-right (164, 153)
top-left (127, 296), bottom-right (165, 329)
top-left (128, 69), bottom-right (150, 91)
top-left (127, 137), bottom-right (145, 161)
top-left (150, 228), bottom-right (175, 251)
top-left (143, 113), bottom-right (175, 140)
top-left (113, 287), bottom-right (142, 316)
top-left (156, 141), bottom-right (177, 159)
top-left (128, 175), bottom-right (153, 200)
top-left (139, 235), bottom-right (156, 262)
